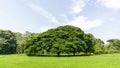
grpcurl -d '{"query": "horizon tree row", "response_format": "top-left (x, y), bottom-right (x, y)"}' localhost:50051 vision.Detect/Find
top-left (0, 25), bottom-right (120, 56)
top-left (0, 30), bottom-right (37, 54)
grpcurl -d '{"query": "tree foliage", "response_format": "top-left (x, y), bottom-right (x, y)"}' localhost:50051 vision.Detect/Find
top-left (0, 30), bottom-right (17, 54)
top-left (25, 25), bottom-right (96, 56)
top-left (2, 25), bottom-right (120, 56)
top-left (94, 39), bottom-right (105, 54)
top-left (107, 39), bottom-right (120, 53)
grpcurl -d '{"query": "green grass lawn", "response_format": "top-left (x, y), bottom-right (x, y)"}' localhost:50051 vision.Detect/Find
top-left (0, 54), bottom-right (120, 68)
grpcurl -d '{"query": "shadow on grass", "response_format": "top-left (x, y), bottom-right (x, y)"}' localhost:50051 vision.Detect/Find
top-left (27, 54), bottom-right (93, 57)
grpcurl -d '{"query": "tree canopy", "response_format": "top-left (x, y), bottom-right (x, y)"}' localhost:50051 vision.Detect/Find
top-left (1, 25), bottom-right (120, 56)
top-left (25, 25), bottom-right (96, 56)
top-left (0, 30), bottom-right (16, 54)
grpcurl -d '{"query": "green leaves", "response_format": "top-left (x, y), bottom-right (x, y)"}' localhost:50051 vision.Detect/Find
top-left (3, 25), bottom-right (120, 56)
top-left (107, 39), bottom-right (120, 53)
top-left (0, 30), bottom-right (17, 54)
top-left (25, 25), bottom-right (96, 56)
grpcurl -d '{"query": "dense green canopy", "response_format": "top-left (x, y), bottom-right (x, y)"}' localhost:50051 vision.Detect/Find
top-left (1, 25), bottom-right (120, 56)
top-left (25, 25), bottom-right (96, 56)
top-left (0, 30), bottom-right (16, 54)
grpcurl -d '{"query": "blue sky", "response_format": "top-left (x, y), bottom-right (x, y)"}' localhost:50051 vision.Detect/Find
top-left (0, 0), bottom-right (120, 42)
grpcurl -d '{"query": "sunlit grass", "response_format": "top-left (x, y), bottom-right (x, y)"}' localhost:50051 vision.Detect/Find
top-left (0, 54), bottom-right (120, 68)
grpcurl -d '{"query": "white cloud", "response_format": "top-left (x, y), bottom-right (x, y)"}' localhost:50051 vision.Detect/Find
top-left (28, 3), bottom-right (59, 24)
top-left (97, 0), bottom-right (120, 9)
top-left (26, 1), bottom-right (103, 31)
top-left (67, 0), bottom-right (103, 30)
top-left (70, 0), bottom-right (88, 14)
top-left (63, 16), bottom-right (102, 30)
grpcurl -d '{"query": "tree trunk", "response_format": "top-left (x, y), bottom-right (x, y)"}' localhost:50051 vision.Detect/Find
top-left (57, 52), bottom-right (60, 56)
top-left (73, 52), bottom-right (75, 56)
top-left (85, 51), bottom-right (88, 55)
top-left (73, 49), bottom-right (76, 56)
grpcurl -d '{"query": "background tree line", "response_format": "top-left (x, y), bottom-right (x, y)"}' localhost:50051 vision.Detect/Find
top-left (0, 25), bottom-right (120, 56)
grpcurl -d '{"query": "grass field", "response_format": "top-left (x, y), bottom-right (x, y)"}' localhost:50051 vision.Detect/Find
top-left (0, 54), bottom-right (120, 68)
